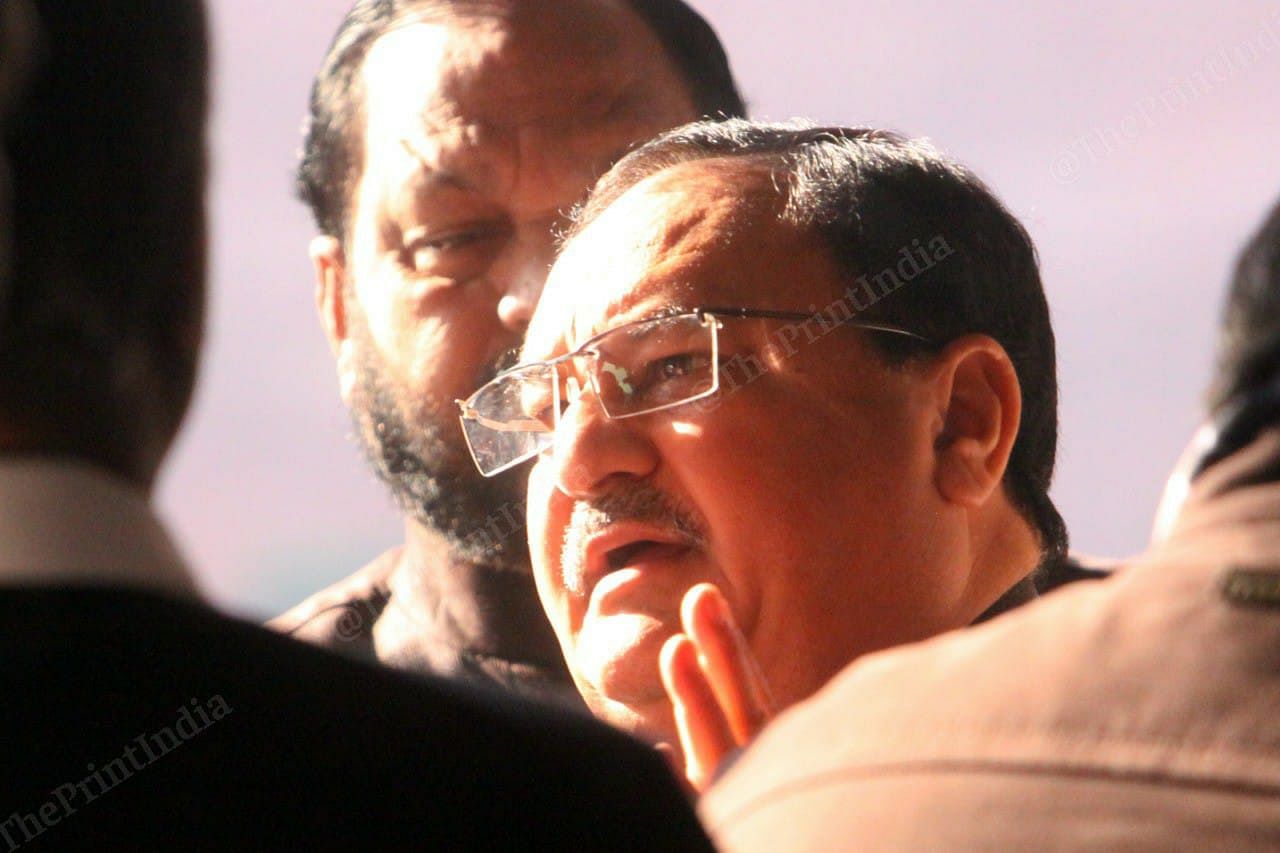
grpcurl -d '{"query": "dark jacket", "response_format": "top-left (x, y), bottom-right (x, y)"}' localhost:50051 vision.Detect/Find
top-left (1, 585), bottom-right (709, 850)
top-left (270, 547), bottom-right (581, 708)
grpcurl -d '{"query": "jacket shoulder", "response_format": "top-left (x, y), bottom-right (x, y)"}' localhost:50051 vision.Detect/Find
top-left (0, 586), bottom-right (713, 849)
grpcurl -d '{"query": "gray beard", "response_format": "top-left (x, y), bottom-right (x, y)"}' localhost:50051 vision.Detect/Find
top-left (346, 330), bottom-right (530, 573)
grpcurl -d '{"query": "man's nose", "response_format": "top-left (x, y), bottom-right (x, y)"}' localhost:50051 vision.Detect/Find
top-left (494, 224), bottom-right (557, 333)
top-left (552, 384), bottom-right (658, 499)
top-left (494, 261), bottom-right (540, 330)
top-left (496, 274), bottom-right (539, 331)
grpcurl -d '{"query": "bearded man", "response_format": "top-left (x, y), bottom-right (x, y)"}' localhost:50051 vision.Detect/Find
top-left (272, 0), bottom-right (744, 704)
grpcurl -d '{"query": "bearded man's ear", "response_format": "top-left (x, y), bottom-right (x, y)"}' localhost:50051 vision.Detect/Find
top-left (310, 235), bottom-right (358, 406)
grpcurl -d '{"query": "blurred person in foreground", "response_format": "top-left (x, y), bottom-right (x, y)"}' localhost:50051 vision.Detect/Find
top-left (0, 0), bottom-right (33, 277)
top-left (273, 0), bottom-right (744, 704)
top-left (0, 2), bottom-right (713, 847)
top-left (700, 195), bottom-right (1280, 850)
top-left (459, 119), bottom-right (1077, 789)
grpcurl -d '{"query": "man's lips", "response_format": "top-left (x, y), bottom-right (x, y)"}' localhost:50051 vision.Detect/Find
top-left (578, 522), bottom-right (697, 596)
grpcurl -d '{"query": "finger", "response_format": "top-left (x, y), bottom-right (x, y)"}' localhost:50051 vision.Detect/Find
top-left (684, 583), bottom-right (774, 730)
top-left (681, 583), bottom-right (774, 744)
top-left (653, 742), bottom-right (697, 802)
top-left (659, 632), bottom-right (735, 792)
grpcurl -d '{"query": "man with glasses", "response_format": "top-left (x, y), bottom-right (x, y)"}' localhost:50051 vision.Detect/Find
top-left (460, 119), bottom-right (1069, 788)
top-left (700, 195), bottom-right (1280, 851)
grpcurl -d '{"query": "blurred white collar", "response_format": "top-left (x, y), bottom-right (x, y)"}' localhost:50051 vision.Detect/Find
top-left (1150, 422), bottom-right (1218, 546)
top-left (0, 457), bottom-right (199, 599)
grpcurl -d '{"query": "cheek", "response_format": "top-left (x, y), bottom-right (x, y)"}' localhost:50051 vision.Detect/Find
top-left (663, 388), bottom-right (936, 636)
top-left (693, 398), bottom-right (963, 703)
top-left (402, 314), bottom-right (488, 402)
top-left (355, 266), bottom-right (518, 402)
top-left (526, 459), bottom-right (579, 635)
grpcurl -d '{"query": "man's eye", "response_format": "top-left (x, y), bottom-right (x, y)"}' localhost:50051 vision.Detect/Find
top-left (628, 352), bottom-right (713, 406)
top-left (656, 354), bottom-right (701, 378)
top-left (410, 232), bottom-right (477, 265)
top-left (649, 353), bottom-right (709, 382)
top-left (403, 225), bottom-right (508, 277)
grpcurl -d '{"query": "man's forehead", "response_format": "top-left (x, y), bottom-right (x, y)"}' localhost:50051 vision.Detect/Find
top-left (524, 163), bottom-right (787, 360)
top-left (357, 5), bottom-right (691, 210)
top-left (362, 4), bottom-right (662, 144)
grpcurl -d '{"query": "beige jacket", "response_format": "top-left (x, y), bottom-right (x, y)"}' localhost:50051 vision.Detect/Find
top-left (702, 429), bottom-right (1280, 851)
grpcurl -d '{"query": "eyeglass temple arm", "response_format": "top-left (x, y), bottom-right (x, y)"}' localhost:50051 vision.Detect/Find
top-left (695, 306), bottom-right (932, 343)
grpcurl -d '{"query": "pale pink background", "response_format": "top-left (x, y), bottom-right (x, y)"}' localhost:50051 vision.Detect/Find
top-left (164, 1), bottom-right (1280, 616)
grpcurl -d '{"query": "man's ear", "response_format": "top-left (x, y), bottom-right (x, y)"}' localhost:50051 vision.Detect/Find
top-left (309, 235), bottom-right (357, 406)
top-left (927, 334), bottom-right (1021, 508)
top-left (310, 235), bottom-right (347, 349)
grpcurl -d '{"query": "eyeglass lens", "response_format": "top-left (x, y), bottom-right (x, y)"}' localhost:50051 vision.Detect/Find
top-left (461, 313), bottom-right (718, 475)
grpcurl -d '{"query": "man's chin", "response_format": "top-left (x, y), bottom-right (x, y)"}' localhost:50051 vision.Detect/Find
top-left (346, 335), bottom-right (530, 565)
top-left (584, 688), bottom-right (677, 748)
top-left (574, 614), bottom-right (676, 719)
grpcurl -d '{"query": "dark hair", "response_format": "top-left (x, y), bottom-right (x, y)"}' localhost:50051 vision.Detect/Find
top-left (0, 0), bottom-right (209, 486)
top-left (295, 0), bottom-right (745, 241)
top-left (570, 119), bottom-right (1067, 559)
top-left (1208, 196), bottom-right (1280, 414)
top-left (0, 0), bottom-right (35, 289)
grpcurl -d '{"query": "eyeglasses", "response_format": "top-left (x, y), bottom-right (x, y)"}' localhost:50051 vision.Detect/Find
top-left (456, 307), bottom-right (930, 477)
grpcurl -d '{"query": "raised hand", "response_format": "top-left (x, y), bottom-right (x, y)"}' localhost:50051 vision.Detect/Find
top-left (659, 582), bottom-right (774, 793)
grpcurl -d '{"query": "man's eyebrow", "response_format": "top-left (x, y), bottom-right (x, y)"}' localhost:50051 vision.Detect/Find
top-left (397, 137), bottom-right (474, 194)
top-left (518, 296), bottom-right (697, 365)
top-left (576, 299), bottom-right (696, 345)
top-left (601, 284), bottom-right (697, 323)
top-left (642, 303), bottom-right (695, 320)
